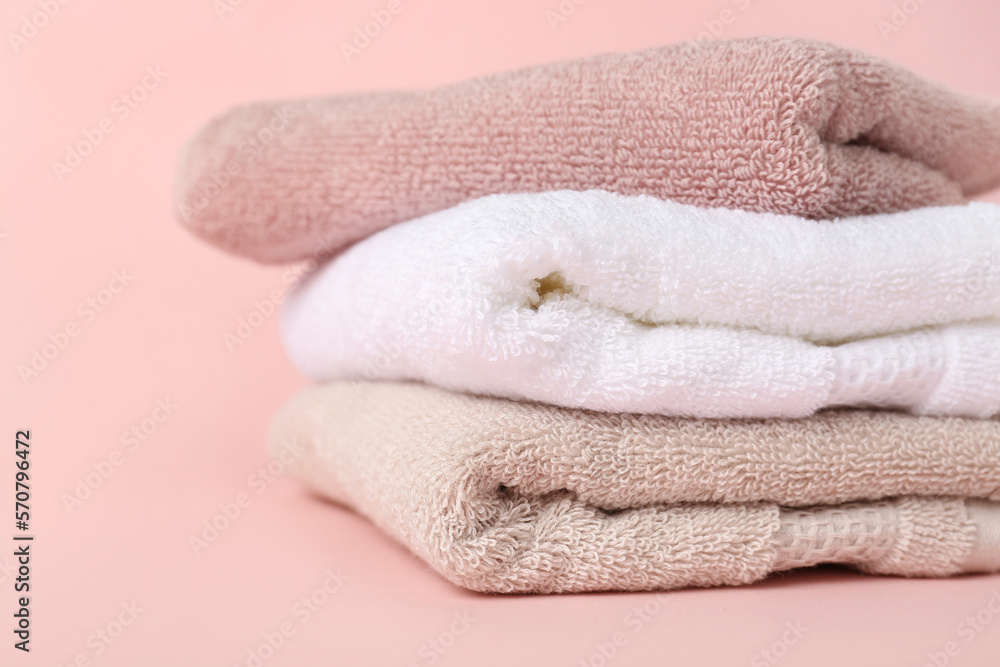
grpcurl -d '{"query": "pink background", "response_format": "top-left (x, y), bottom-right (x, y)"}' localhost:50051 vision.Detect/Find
top-left (3, 0), bottom-right (1000, 665)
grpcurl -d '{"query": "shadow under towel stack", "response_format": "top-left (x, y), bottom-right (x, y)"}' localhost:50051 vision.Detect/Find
top-left (175, 37), bottom-right (1000, 593)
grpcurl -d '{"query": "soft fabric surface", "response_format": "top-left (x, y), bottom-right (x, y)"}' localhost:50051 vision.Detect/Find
top-left (282, 190), bottom-right (1000, 419)
top-left (175, 37), bottom-right (1000, 263)
top-left (268, 381), bottom-right (1000, 594)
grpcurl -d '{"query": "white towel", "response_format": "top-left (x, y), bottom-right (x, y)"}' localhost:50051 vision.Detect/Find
top-left (282, 190), bottom-right (1000, 419)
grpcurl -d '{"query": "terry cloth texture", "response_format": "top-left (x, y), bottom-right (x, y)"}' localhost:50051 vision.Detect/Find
top-left (282, 190), bottom-right (1000, 419)
top-left (268, 381), bottom-right (1000, 594)
top-left (175, 37), bottom-right (1000, 263)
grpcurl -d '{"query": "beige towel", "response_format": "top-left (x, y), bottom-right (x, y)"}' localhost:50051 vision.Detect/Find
top-left (269, 381), bottom-right (1000, 594)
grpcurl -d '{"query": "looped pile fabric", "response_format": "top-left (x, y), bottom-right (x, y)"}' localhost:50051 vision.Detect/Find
top-left (176, 36), bottom-right (1000, 593)
top-left (281, 190), bottom-right (1000, 420)
top-left (176, 37), bottom-right (1000, 264)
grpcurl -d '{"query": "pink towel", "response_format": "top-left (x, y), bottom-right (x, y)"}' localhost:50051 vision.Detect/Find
top-left (176, 37), bottom-right (1000, 263)
top-left (269, 381), bottom-right (1000, 594)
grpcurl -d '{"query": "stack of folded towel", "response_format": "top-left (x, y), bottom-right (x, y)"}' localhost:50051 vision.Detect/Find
top-left (176, 37), bottom-right (1000, 594)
